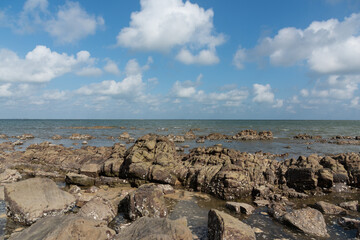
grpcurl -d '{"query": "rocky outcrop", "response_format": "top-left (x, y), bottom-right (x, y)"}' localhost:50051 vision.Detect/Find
top-left (65, 173), bottom-right (96, 186)
top-left (0, 169), bottom-right (22, 184)
top-left (339, 200), bottom-right (358, 211)
top-left (208, 209), bottom-right (256, 240)
top-left (4, 178), bottom-right (76, 225)
top-left (115, 217), bottom-right (193, 240)
top-left (314, 201), bottom-right (347, 215)
top-left (120, 134), bottom-right (186, 185)
top-left (69, 134), bottom-right (95, 140)
top-left (119, 132), bottom-right (130, 140)
top-left (184, 130), bottom-right (196, 140)
top-left (78, 196), bottom-right (116, 223)
top-left (232, 129), bottom-right (273, 140)
top-left (332, 153), bottom-right (360, 187)
top-left (120, 183), bottom-right (167, 221)
top-left (16, 134), bottom-right (35, 140)
top-left (293, 134), bottom-right (322, 140)
top-left (51, 135), bottom-right (62, 140)
top-left (8, 214), bottom-right (115, 240)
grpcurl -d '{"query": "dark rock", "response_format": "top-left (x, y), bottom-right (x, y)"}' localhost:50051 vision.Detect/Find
top-left (208, 209), bottom-right (256, 240)
top-left (4, 178), bottom-right (76, 225)
top-left (120, 183), bottom-right (167, 221)
top-left (225, 202), bottom-right (255, 215)
top-left (286, 167), bottom-right (317, 191)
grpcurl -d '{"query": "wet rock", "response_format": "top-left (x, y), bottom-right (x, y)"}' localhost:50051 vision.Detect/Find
top-left (293, 134), bottom-right (322, 140)
top-left (225, 202), bottom-right (255, 215)
top-left (16, 134), bottom-right (35, 140)
top-left (0, 134), bottom-right (8, 139)
top-left (120, 183), bottom-right (167, 221)
top-left (0, 169), bottom-right (22, 184)
top-left (69, 134), bottom-right (95, 140)
top-left (173, 135), bottom-right (185, 142)
top-left (4, 178), bottom-right (76, 225)
top-left (286, 167), bottom-right (318, 191)
top-left (282, 207), bottom-right (329, 238)
top-left (65, 173), bottom-right (96, 187)
top-left (208, 209), bottom-right (256, 240)
top-left (339, 200), bottom-right (358, 211)
top-left (196, 137), bottom-right (205, 143)
top-left (119, 132), bottom-right (130, 140)
top-left (115, 217), bottom-right (193, 240)
top-left (338, 217), bottom-right (360, 236)
top-left (8, 214), bottom-right (115, 240)
top-left (232, 129), bottom-right (273, 140)
top-left (314, 201), bottom-right (347, 215)
top-left (78, 196), bottom-right (116, 223)
top-left (268, 203), bottom-right (287, 221)
top-left (13, 140), bottom-right (23, 146)
top-left (184, 130), bottom-right (196, 140)
top-left (51, 135), bottom-right (62, 140)
top-left (253, 199), bottom-right (270, 207)
top-left (0, 142), bottom-right (15, 151)
top-left (317, 169), bottom-right (333, 188)
top-left (205, 133), bottom-right (228, 140)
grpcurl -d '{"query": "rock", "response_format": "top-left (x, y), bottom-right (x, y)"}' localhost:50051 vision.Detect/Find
top-left (286, 167), bottom-right (317, 191)
top-left (120, 183), bottom-right (167, 221)
top-left (8, 214), bottom-right (115, 240)
top-left (232, 129), bottom-right (273, 140)
top-left (293, 134), bottom-right (322, 140)
top-left (184, 130), bottom-right (196, 140)
top-left (101, 158), bottom-right (124, 177)
top-left (282, 207), bottom-right (329, 238)
top-left (208, 209), bottom-right (256, 240)
top-left (119, 132), bottom-right (130, 140)
top-left (0, 134), bottom-right (8, 139)
top-left (80, 163), bottom-right (101, 178)
top-left (12, 140), bottom-right (23, 146)
top-left (173, 135), bottom-right (185, 142)
top-left (317, 169), bottom-right (333, 188)
top-left (69, 134), bottom-right (95, 140)
top-left (51, 135), bottom-right (62, 140)
top-left (339, 200), bottom-right (358, 211)
top-left (78, 196), bottom-right (116, 223)
top-left (115, 217), bottom-right (193, 240)
top-left (0, 169), bottom-right (22, 184)
top-left (4, 178), bottom-right (76, 225)
top-left (82, 141), bottom-right (88, 145)
top-left (225, 202), bottom-right (255, 215)
top-left (338, 217), bottom-right (360, 231)
top-left (314, 201), bottom-right (347, 215)
top-left (205, 133), bottom-right (228, 140)
top-left (16, 134), bottom-right (35, 140)
top-left (65, 173), bottom-right (96, 187)
top-left (157, 184), bottom-right (175, 194)
top-left (196, 137), bottom-right (205, 143)
top-left (253, 199), bottom-right (270, 207)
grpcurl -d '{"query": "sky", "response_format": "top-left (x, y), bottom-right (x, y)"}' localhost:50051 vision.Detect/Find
top-left (0, 0), bottom-right (360, 119)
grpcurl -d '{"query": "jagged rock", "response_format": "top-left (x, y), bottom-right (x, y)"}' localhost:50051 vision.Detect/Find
top-left (338, 217), bottom-right (360, 237)
top-left (0, 169), bottom-right (22, 184)
top-left (232, 129), bottom-right (273, 140)
top-left (120, 183), bottom-right (167, 221)
top-left (8, 214), bottom-right (115, 240)
top-left (339, 200), bottom-right (358, 211)
top-left (101, 158), bottom-right (124, 177)
top-left (286, 167), bottom-right (318, 191)
top-left (16, 134), bottom-right (35, 140)
top-left (225, 202), bottom-right (255, 215)
top-left (69, 134), bottom-right (95, 140)
top-left (332, 153), bottom-right (360, 187)
top-left (314, 201), bottom-right (347, 215)
top-left (51, 135), bottom-right (62, 140)
top-left (115, 217), bottom-right (193, 240)
top-left (78, 196), bottom-right (116, 223)
top-left (282, 207), bottom-right (329, 238)
top-left (65, 173), bottom-right (96, 187)
top-left (4, 178), bottom-right (76, 225)
top-left (208, 209), bottom-right (256, 240)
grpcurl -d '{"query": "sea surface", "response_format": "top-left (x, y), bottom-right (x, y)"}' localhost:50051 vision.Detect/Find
top-left (0, 119), bottom-right (359, 158)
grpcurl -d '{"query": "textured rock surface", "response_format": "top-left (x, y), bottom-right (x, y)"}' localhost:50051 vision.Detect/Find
top-left (0, 169), bottom-right (22, 184)
top-left (208, 209), bottom-right (256, 240)
top-left (314, 201), bottom-right (347, 215)
top-left (225, 202), bottom-right (255, 215)
top-left (78, 196), bottom-right (116, 223)
top-left (8, 214), bottom-right (115, 240)
top-left (4, 178), bottom-right (76, 225)
top-left (115, 217), bottom-right (193, 240)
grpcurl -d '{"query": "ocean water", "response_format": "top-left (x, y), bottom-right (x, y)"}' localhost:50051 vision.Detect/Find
top-left (0, 119), bottom-right (359, 158)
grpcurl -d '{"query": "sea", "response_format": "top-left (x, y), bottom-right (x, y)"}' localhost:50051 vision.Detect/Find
top-left (0, 119), bottom-right (359, 158)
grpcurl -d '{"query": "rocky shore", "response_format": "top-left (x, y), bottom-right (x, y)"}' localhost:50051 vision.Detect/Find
top-left (0, 132), bottom-right (360, 239)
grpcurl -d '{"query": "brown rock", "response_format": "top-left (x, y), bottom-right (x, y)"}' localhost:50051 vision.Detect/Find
top-left (314, 201), bottom-right (347, 215)
top-left (78, 196), bottom-right (116, 223)
top-left (225, 202), bottom-right (255, 215)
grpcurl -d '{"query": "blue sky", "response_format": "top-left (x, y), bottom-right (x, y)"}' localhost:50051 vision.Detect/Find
top-left (0, 0), bottom-right (359, 119)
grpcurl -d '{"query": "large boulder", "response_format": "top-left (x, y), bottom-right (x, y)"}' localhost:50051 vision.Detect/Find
top-left (8, 214), bottom-right (115, 240)
top-left (120, 134), bottom-right (186, 185)
top-left (208, 209), bottom-right (256, 240)
top-left (282, 207), bottom-right (329, 238)
top-left (4, 178), bottom-right (76, 225)
top-left (65, 173), bottom-right (96, 187)
top-left (78, 196), bottom-right (117, 223)
top-left (120, 183), bottom-right (168, 221)
top-left (115, 217), bottom-right (193, 240)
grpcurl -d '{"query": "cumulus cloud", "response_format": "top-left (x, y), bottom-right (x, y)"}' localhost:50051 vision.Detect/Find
top-left (104, 60), bottom-right (120, 75)
top-left (117, 0), bottom-right (225, 65)
top-left (0, 84), bottom-right (12, 97)
top-left (45, 1), bottom-right (104, 44)
top-left (0, 45), bottom-right (95, 83)
top-left (76, 67), bottom-right (103, 77)
top-left (42, 90), bottom-right (67, 100)
top-left (237, 13), bottom-right (360, 75)
top-left (253, 83), bottom-right (283, 108)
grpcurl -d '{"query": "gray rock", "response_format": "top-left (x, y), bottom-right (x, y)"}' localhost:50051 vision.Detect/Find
top-left (253, 199), bottom-right (270, 207)
top-left (208, 209), bottom-right (256, 240)
top-left (115, 217), bottom-right (193, 240)
top-left (339, 200), bottom-right (358, 211)
top-left (225, 202), bottom-right (255, 215)
top-left (65, 173), bottom-right (96, 187)
top-left (0, 169), bottom-right (22, 184)
top-left (314, 201), bottom-right (347, 215)
top-left (120, 183), bottom-right (167, 221)
top-left (8, 214), bottom-right (115, 240)
top-left (78, 196), bottom-right (116, 223)
top-left (282, 207), bottom-right (329, 238)
top-left (4, 178), bottom-right (76, 225)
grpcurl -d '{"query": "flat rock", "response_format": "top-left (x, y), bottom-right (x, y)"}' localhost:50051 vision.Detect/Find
top-left (65, 173), bottom-right (96, 187)
top-left (253, 199), bottom-right (270, 207)
top-left (339, 200), bottom-right (358, 211)
top-left (8, 214), bottom-right (115, 240)
top-left (4, 178), bottom-right (76, 225)
top-left (282, 207), bottom-right (329, 238)
top-left (115, 217), bottom-right (193, 240)
top-left (225, 202), bottom-right (255, 215)
top-left (314, 201), bottom-right (347, 215)
top-left (78, 196), bottom-right (116, 223)
top-left (208, 209), bottom-right (256, 240)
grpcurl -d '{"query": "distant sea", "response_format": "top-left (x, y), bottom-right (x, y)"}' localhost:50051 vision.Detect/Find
top-left (0, 119), bottom-right (359, 158)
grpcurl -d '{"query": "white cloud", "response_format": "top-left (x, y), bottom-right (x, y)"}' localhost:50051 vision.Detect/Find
top-left (0, 84), bottom-right (12, 97)
top-left (253, 84), bottom-right (275, 103)
top-left (272, 99), bottom-right (284, 108)
top-left (300, 89), bottom-right (309, 97)
top-left (0, 45), bottom-right (95, 83)
top-left (350, 96), bottom-right (360, 108)
top-left (233, 47), bottom-right (246, 69)
top-left (76, 67), bottom-right (103, 77)
top-left (42, 90), bottom-right (67, 100)
top-left (117, 0), bottom-right (224, 65)
top-left (240, 13), bottom-right (360, 75)
top-left (45, 1), bottom-right (104, 44)
top-left (104, 60), bottom-right (120, 75)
